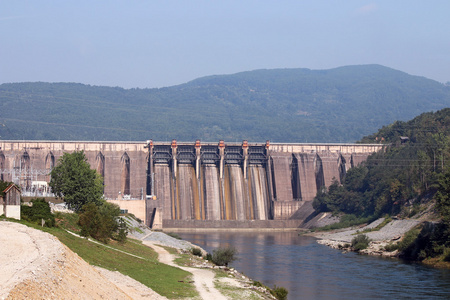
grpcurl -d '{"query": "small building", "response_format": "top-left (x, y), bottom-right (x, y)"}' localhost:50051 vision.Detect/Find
top-left (0, 184), bottom-right (21, 220)
top-left (400, 136), bottom-right (410, 144)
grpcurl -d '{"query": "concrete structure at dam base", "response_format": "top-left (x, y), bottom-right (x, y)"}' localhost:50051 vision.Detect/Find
top-left (0, 140), bottom-right (384, 229)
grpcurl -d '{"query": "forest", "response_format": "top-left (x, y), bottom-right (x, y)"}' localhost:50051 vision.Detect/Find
top-left (1, 65), bottom-right (449, 142)
top-left (313, 108), bottom-right (450, 260)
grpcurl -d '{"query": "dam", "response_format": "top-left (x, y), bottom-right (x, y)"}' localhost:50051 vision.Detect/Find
top-left (0, 140), bottom-right (383, 228)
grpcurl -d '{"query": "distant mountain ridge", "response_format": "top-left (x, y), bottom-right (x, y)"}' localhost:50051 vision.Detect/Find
top-left (1, 64), bottom-right (449, 142)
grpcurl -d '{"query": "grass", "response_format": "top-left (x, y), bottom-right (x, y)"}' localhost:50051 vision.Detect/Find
top-left (132, 226), bottom-right (144, 234)
top-left (311, 214), bottom-right (377, 232)
top-left (214, 280), bottom-right (261, 300)
top-left (354, 217), bottom-right (392, 235)
top-left (166, 232), bottom-right (182, 239)
top-left (6, 214), bottom-right (197, 299)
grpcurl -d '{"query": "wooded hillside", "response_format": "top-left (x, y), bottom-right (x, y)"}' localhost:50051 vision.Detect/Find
top-left (1, 65), bottom-right (449, 142)
top-left (314, 108), bottom-right (450, 217)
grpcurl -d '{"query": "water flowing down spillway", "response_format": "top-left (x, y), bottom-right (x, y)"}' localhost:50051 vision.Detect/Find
top-left (154, 165), bottom-right (172, 220)
top-left (203, 165), bottom-right (221, 220)
top-left (176, 165), bottom-right (200, 220)
top-left (248, 166), bottom-right (270, 220)
top-left (154, 162), bottom-right (271, 221)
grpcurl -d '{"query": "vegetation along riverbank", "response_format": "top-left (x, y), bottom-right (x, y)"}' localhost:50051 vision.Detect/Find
top-left (310, 108), bottom-right (450, 268)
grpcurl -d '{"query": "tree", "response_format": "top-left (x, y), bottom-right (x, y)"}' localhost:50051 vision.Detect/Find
top-left (78, 202), bottom-right (123, 244)
top-left (211, 246), bottom-right (238, 267)
top-left (49, 151), bottom-right (103, 212)
top-left (0, 180), bottom-right (14, 197)
top-left (436, 171), bottom-right (450, 226)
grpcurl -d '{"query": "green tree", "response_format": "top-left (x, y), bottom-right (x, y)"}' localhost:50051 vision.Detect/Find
top-left (0, 180), bottom-right (14, 197)
top-left (78, 202), bottom-right (123, 244)
top-left (436, 171), bottom-right (450, 226)
top-left (351, 234), bottom-right (371, 251)
top-left (211, 246), bottom-right (238, 267)
top-left (49, 151), bottom-right (103, 212)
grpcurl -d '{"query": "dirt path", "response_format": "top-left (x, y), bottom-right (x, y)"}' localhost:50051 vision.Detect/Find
top-left (144, 241), bottom-right (228, 300)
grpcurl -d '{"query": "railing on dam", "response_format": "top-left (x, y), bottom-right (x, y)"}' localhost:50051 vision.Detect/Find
top-left (148, 139), bottom-right (269, 166)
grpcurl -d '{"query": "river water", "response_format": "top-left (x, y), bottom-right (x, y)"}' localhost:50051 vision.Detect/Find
top-left (178, 231), bottom-right (450, 299)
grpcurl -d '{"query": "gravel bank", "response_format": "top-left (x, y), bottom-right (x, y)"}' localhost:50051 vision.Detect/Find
top-left (141, 232), bottom-right (197, 250)
top-left (124, 216), bottom-right (199, 250)
top-left (315, 218), bottom-right (421, 243)
top-left (313, 218), bottom-right (422, 257)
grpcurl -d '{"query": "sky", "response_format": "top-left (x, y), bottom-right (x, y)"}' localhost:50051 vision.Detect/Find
top-left (1, 1), bottom-right (450, 89)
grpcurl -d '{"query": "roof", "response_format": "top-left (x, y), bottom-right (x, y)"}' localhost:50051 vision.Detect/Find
top-left (3, 183), bottom-right (20, 194)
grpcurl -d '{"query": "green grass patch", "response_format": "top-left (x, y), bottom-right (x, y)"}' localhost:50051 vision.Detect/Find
top-left (384, 242), bottom-right (399, 252)
top-left (312, 214), bottom-right (377, 232)
top-left (214, 279), bottom-right (262, 300)
top-left (54, 212), bottom-right (81, 233)
top-left (354, 217), bottom-right (392, 235)
top-left (397, 227), bottom-right (422, 253)
top-left (166, 232), bottom-right (182, 239)
top-left (132, 227), bottom-right (144, 234)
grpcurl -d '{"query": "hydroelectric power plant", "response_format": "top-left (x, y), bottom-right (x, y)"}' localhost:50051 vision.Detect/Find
top-left (0, 140), bottom-right (383, 229)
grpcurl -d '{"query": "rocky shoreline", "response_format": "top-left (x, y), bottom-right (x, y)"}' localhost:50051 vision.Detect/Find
top-left (311, 218), bottom-right (421, 257)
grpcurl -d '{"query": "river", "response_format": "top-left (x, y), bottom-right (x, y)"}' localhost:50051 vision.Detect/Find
top-left (178, 231), bottom-right (450, 299)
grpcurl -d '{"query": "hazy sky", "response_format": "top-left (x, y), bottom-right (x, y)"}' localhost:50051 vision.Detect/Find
top-left (1, 1), bottom-right (449, 88)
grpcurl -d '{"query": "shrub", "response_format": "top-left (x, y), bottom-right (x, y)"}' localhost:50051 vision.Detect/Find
top-left (384, 242), bottom-right (399, 252)
top-left (351, 234), bottom-right (370, 251)
top-left (211, 246), bottom-right (238, 266)
top-left (190, 247), bottom-right (202, 257)
top-left (167, 232), bottom-right (182, 240)
top-left (205, 253), bottom-right (212, 261)
top-left (253, 281), bottom-right (264, 287)
top-left (115, 218), bottom-right (128, 244)
top-left (21, 198), bottom-right (55, 227)
top-left (443, 248), bottom-right (450, 262)
top-left (397, 228), bottom-right (421, 252)
top-left (78, 202), bottom-right (123, 244)
top-left (271, 286), bottom-right (289, 300)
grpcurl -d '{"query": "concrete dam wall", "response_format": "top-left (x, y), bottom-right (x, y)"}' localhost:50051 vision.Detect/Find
top-left (0, 140), bottom-right (383, 228)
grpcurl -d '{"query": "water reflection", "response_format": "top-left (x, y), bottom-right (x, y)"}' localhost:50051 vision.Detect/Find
top-left (179, 231), bottom-right (450, 300)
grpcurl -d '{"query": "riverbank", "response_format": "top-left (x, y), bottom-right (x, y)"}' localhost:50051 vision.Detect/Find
top-left (310, 216), bottom-right (450, 268)
top-left (127, 216), bottom-right (277, 299)
top-left (311, 218), bottom-right (421, 257)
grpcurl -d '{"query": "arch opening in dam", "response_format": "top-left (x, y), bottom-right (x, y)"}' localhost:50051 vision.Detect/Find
top-left (0, 140), bottom-right (384, 228)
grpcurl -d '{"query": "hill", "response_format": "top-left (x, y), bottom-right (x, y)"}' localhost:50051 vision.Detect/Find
top-left (314, 108), bottom-right (450, 217)
top-left (1, 64), bottom-right (449, 142)
top-left (313, 108), bottom-right (450, 263)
